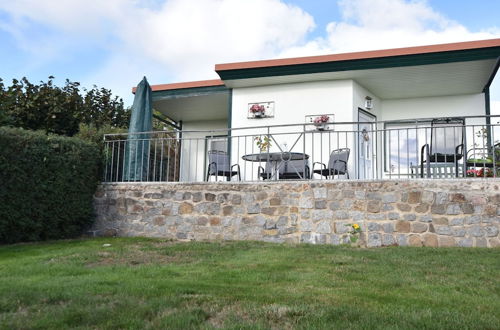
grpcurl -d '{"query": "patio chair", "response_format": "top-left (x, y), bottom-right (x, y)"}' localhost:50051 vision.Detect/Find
top-left (420, 118), bottom-right (465, 178)
top-left (465, 142), bottom-right (500, 176)
top-left (312, 148), bottom-right (350, 179)
top-left (206, 150), bottom-right (241, 181)
top-left (258, 159), bottom-right (310, 180)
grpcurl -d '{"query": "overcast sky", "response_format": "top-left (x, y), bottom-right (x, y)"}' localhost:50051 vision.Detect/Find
top-left (1, 0), bottom-right (499, 111)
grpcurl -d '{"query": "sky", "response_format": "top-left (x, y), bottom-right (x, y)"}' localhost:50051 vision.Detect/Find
top-left (0, 0), bottom-right (499, 111)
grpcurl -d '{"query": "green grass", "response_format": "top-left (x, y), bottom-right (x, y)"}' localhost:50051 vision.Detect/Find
top-left (0, 238), bottom-right (499, 329)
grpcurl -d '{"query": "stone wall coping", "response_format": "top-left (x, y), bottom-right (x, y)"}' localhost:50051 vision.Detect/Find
top-left (101, 178), bottom-right (500, 187)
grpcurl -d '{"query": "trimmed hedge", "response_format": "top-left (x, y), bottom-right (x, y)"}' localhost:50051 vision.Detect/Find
top-left (0, 127), bottom-right (100, 244)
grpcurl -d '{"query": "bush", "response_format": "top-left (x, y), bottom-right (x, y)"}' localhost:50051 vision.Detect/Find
top-left (0, 127), bottom-right (100, 244)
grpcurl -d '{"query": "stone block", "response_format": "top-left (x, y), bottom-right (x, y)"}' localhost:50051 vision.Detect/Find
top-left (460, 203), bottom-right (474, 214)
top-left (182, 192), bottom-right (192, 200)
top-left (451, 228), bottom-right (466, 237)
top-left (388, 212), bottom-right (400, 220)
top-left (403, 214), bottom-right (416, 221)
top-left (197, 216), bottom-right (208, 226)
top-left (367, 222), bottom-right (381, 231)
top-left (153, 216), bottom-right (165, 226)
top-left (382, 234), bottom-right (395, 246)
top-left (467, 225), bottom-right (484, 237)
top-left (382, 203), bottom-right (394, 211)
top-left (335, 222), bottom-right (352, 234)
top-left (316, 220), bottom-right (332, 234)
top-left (314, 200), bottom-right (327, 209)
top-left (333, 210), bottom-right (349, 219)
top-left (222, 206), bottom-right (233, 216)
top-left (367, 232), bottom-right (382, 247)
top-left (434, 226), bottom-right (451, 236)
top-left (411, 222), bottom-right (428, 233)
top-left (179, 202), bottom-right (194, 215)
top-left (431, 204), bottom-right (446, 214)
top-left (489, 238), bottom-right (500, 247)
top-left (354, 190), bottom-right (366, 199)
top-left (313, 188), bottom-right (327, 199)
top-left (435, 192), bottom-right (448, 205)
top-left (256, 192), bottom-right (268, 201)
top-left (342, 190), bottom-right (354, 198)
top-left (421, 191), bottom-right (435, 204)
top-left (446, 204), bottom-right (461, 215)
top-left (485, 226), bottom-right (499, 237)
top-left (450, 193), bottom-right (466, 203)
top-left (457, 238), bottom-right (473, 247)
top-left (382, 223), bottom-right (395, 233)
top-left (299, 198), bottom-right (314, 209)
top-left (328, 201), bottom-right (341, 210)
top-left (269, 197), bottom-right (281, 206)
top-left (438, 236), bottom-right (456, 247)
top-left (449, 217), bottom-right (464, 226)
top-left (205, 193), bottom-right (216, 201)
top-left (433, 217), bottom-right (448, 225)
top-left (414, 204), bottom-right (429, 213)
top-left (475, 238), bottom-right (488, 248)
top-left (367, 192), bottom-right (382, 200)
top-left (422, 233), bottom-right (438, 247)
top-left (382, 193), bottom-right (398, 203)
top-left (247, 204), bottom-right (261, 214)
top-left (231, 194), bottom-right (242, 205)
top-left (419, 215), bottom-right (433, 223)
top-left (300, 220), bottom-right (313, 232)
top-left (395, 221), bottom-right (410, 233)
top-left (396, 234), bottom-right (408, 246)
top-left (408, 234), bottom-right (422, 247)
top-left (465, 215), bottom-right (481, 225)
top-left (397, 203), bottom-right (411, 212)
top-left (209, 217), bottom-right (221, 226)
top-left (367, 200), bottom-right (381, 213)
top-left (408, 191), bottom-right (422, 204)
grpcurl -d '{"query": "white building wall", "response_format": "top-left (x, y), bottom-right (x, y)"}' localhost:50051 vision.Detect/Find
top-left (180, 120), bottom-right (228, 182)
top-left (381, 94), bottom-right (485, 121)
top-left (231, 80), bottom-right (355, 180)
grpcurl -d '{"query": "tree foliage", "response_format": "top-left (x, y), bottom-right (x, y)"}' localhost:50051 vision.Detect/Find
top-left (0, 76), bottom-right (129, 136)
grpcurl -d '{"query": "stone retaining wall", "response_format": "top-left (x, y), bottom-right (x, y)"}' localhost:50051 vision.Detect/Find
top-left (93, 180), bottom-right (500, 247)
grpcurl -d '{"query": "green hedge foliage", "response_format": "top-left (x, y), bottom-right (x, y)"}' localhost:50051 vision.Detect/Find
top-left (0, 127), bottom-right (100, 244)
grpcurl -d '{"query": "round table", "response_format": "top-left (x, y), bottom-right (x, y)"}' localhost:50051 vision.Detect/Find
top-left (242, 152), bottom-right (309, 179)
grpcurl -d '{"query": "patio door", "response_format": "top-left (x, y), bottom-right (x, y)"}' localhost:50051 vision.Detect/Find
top-left (357, 110), bottom-right (376, 179)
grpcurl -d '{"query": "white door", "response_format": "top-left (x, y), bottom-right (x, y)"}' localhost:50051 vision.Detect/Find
top-left (358, 111), bottom-right (376, 179)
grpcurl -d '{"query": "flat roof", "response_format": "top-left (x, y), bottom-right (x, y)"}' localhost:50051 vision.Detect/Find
top-left (144, 38), bottom-right (500, 92)
top-left (215, 38), bottom-right (500, 72)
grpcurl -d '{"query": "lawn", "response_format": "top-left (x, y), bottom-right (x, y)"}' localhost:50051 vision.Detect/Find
top-left (0, 238), bottom-right (499, 329)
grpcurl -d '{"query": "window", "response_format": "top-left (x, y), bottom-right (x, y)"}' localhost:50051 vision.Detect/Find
top-left (384, 121), bottom-right (431, 176)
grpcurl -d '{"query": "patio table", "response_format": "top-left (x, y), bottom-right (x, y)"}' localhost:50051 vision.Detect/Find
top-left (242, 152), bottom-right (309, 180)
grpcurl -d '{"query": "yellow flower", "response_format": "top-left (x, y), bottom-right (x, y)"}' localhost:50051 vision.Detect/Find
top-left (352, 224), bottom-right (360, 230)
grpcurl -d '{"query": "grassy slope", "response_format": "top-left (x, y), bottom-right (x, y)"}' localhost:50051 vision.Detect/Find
top-left (0, 238), bottom-right (499, 329)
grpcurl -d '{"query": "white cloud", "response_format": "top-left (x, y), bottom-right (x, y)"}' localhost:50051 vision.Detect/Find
top-left (277, 0), bottom-right (500, 58)
top-left (0, 0), bottom-right (499, 105)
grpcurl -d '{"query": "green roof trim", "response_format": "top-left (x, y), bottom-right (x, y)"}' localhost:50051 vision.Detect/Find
top-left (217, 47), bottom-right (500, 81)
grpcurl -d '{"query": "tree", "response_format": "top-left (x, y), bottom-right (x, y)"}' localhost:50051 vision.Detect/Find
top-left (0, 76), bottom-right (129, 136)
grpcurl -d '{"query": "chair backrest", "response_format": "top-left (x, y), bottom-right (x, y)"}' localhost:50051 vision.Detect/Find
top-left (328, 148), bottom-right (350, 172)
top-left (430, 118), bottom-right (464, 156)
top-left (208, 150), bottom-right (230, 174)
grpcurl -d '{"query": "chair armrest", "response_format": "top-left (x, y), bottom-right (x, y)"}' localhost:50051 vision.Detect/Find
top-left (313, 162), bottom-right (326, 172)
top-left (231, 164), bottom-right (240, 171)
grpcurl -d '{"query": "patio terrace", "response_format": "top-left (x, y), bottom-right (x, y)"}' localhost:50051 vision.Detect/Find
top-left (102, 114), bottom-right (500, 183)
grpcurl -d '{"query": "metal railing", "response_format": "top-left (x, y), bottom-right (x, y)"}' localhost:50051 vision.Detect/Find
top-left (102, 115), bottom-right (500, 183)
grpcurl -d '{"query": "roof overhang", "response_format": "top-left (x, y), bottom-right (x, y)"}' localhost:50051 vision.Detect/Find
top-left (215, 39), bottom-right (500, 99)
top-left (150, 79), bottom-right (229, 122)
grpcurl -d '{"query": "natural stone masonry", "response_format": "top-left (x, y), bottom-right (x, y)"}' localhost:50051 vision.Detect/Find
top-left (93, 179), bottom-right (500, 248)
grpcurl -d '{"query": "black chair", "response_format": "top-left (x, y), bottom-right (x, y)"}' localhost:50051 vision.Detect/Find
top-left (420, 118), bottom-right (465, 178)
top-left (206, 150), bottom-right (240, 181)
top-left (258, 159), bottom-right (310, 180)
top-left (313, 148), bottom-right (350, 179)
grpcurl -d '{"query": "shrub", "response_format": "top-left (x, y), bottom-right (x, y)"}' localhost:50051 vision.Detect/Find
top-left (0, 127), bottom-right (100, 244)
